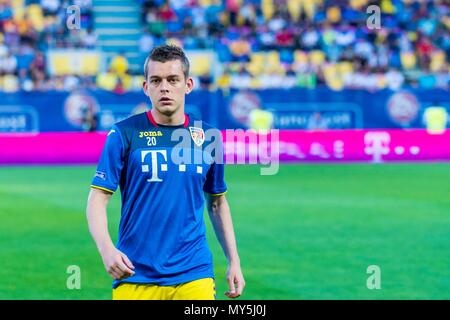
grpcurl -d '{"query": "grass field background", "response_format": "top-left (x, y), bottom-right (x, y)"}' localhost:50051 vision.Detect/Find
top-left (0, 163), bottom-right (449, 300)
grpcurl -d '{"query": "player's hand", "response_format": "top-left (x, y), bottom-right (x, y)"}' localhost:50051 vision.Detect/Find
top-left (101, 246), bottom-right (135, 280)
top-left (225, 262), bottom-right (245, 299)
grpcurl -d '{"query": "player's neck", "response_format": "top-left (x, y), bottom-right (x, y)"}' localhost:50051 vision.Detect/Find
top-left (151, 109), bottom-right (185, 126)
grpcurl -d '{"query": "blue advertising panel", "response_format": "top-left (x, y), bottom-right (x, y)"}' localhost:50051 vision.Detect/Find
top-left (0, 88), bottom-right (448, 132)
top-left (217, 88), bottom-right (450, 130)
top-left (0, 90), bottom-right (215, 132)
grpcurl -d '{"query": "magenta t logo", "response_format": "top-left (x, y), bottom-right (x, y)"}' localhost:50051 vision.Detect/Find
top-left (364, 132), bottom-right (391, 163)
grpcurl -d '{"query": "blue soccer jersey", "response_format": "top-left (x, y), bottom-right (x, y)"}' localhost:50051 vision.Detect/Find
top-left (91, 111), bottom-right (227, 288)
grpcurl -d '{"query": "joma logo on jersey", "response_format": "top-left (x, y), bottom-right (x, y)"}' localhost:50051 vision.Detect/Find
top-left (141, 149), bottom-right (203, 182)
top-left (139, 131), bottom-right (163, 138)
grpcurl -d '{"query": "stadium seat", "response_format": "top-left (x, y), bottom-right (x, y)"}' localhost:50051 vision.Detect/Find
top-left (249, 77), bottom-right (262, 89)
top-left (326, 6), bottom-right (341, 23)
top-left (215, 43), bottom-right (232, 63)
top-left (280, 50), bottom-right (294, 64)
top-left (216, 71), bottom-right (231, 89)
top-left (430, 50), bottom-right (446, 72)
top-left (229, 39), bottom-right (251, 62)
top-left (131, 75), bottom-right (145, 91)
top-left (228, 62), bottom-right (242, 74)
top-left (0, 0), bottom-right (447, 93)
top-left (323, 63), bottom-right (344, 91)
top-left (120, 74), bottom-right (133, 90)
top-left (1, 74), bottom-right (19, 92)
top-left (419, 74), bottom-right (436, 89)
top-left (349, 0), bottom-right (369, 10)
top-left (309, 50), bottom-right (325, 67)
top-left (337, 61), bottom-right (354, 76)
top-left (265, 51), bottom-right (283, 74)
top-left (287, 0), bottom-right (301, 22)
top-left (110, 55), bottom-right (129, 76)
top-left (26, 4), bottom-right (44, 32)
top-left (12, 0), bottom-right (25, 21)
top-left (52, 54), bottom-right (72, 76)
top-left (189, 54), bottom-right (211, 76)
top-left (304, 0), bottom-right (320, 19)
top-left (400, 52), bottom-right (417, 70)
top-left (294, 50), bottom-right (308, 64)
top-left (381, 0), bottom-right (396, 14)
top-left (96, 72), bottom-right (118, 91)
top-left (246, 52), bottom-right (265, 76)
top-left (261, 0), bottom-right (274, 21)
top-left (166, 21), bottom-right (183, 33)
top-left (296, 73), bottom-right (317, 88)
top-left (80, 53), bottom-right (100, 76)
top-left (198, 0), bottom-right (213, 7)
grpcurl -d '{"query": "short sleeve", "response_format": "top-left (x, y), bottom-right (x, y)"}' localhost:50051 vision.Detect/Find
top-left (203, 162), bottom-right (227, 195)
top-left (203, 133), bottom-right (227, 195)
top-left (91, 125), bottom-right (125, 193)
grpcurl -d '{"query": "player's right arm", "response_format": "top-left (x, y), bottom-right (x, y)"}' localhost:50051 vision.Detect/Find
top-left (86, 188), bottom-right (135, 280)
top-left (86, 125), bottom-right (134, 280)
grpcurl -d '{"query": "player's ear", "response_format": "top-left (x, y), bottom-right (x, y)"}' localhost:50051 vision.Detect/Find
top-left (185, 77), bottom-right (194, 95)
top-left (143, 80), bottom-right (149, 96)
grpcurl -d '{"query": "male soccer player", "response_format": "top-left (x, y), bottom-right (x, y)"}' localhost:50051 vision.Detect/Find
top-left (86, 45), bottom-right (245, 300)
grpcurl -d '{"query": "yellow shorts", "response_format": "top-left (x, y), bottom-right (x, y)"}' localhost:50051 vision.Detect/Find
top-left (112, 278), bottom-right (216, 300)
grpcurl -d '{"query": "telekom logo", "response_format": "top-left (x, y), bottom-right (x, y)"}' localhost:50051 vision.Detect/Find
top-left (141, 149), bottom-right (204, 182)
top-left (364, 132), bottom-right (391, 163)
top-left (141, 150), bottom-right (168, 182)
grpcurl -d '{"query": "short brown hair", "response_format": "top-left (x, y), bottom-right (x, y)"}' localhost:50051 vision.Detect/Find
top-left (144, 44), bottom-right (190, 80)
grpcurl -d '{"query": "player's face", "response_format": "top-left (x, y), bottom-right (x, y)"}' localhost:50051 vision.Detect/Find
top-left (143, 59), bottom-right (193, 117)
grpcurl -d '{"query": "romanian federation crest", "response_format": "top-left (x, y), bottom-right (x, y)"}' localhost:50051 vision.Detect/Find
top-left (189, 127), bottom-right (205, 146)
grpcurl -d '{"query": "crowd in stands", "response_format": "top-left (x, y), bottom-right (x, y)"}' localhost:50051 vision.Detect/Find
top-left (0, 0), bottom-right (95, 91)
top-left (139, 0), bottom-right (449, 90)
top-left (0, 0), bottom-right (449, 92)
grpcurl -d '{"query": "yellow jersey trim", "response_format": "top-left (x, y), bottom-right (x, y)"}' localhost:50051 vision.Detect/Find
top-left (91, 185), bottom-right (114, 194)
top-left (206, 190), bottom-right (227, 196)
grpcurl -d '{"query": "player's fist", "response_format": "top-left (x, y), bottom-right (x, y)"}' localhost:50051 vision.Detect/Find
top-left (101, 247), bottom-right (135, 280)
top-left (225, 263), bottom-right (245, 299)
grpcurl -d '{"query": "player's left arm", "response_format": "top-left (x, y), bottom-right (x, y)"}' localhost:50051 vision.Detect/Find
top-left (206, 193), bottom-right (245, 298)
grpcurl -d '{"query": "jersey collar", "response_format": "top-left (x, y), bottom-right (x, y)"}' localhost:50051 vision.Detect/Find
top-left (146, 111), bottom-right (189, 128)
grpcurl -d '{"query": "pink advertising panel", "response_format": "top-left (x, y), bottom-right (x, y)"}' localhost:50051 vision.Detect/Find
top-left (0, 129), bottom-right (449, 165)
top-left (227, 129), bottom-right (450, 163)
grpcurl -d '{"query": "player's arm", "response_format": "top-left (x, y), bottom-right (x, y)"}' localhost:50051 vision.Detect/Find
top-left (206, 193), bottom-right (245, 298)
top-left (86, 187), bottom-right (135, 280)
top-left (87, 126), bottom-right (134, 281)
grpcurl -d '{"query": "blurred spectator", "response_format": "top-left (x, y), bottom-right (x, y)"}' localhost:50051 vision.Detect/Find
top-left (423, 104), bottom-right (448, 134)
top-left (0, 0), bottom-right (448, 92)
top-left (81, 28), bottom-right (97, 49)
top-left (158, 1), bottom-right (176, 22)
top-left (0, 50), bottom-right (17, 75)
top-left (29, 52), bottom-right (46, 85)
top-left (41, 0), bottom-right (60, 16)
top-left (0, 0), bottom-right (95, 92)
top-left (81, 103), bottom-right (98, 132)
top-left (110, 53), bottom-right (129, 76)
top-left (198, 71), bottom-right (214, 90)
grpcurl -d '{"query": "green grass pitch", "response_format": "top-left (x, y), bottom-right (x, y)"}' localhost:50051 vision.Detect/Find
top-left (0, 163), bottom-right (449, 299)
